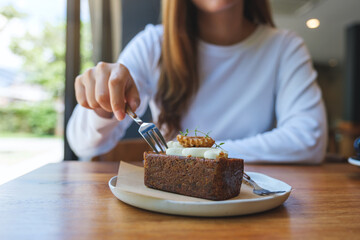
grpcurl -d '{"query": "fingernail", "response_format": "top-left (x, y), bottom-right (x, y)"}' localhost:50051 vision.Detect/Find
top-left (130, 100), bottom-right (139, 111)
top-left (114, 110), bottom-right (123, 120)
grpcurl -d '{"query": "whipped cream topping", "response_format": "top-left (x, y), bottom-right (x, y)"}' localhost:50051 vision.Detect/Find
top-left (166, 141), bottom-right (228, 159)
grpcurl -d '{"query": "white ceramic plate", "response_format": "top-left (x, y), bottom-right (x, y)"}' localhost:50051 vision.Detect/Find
top-left (109, 172), bottom-right (292, 217)
top-left (348, 157), bottom-right (360, 167)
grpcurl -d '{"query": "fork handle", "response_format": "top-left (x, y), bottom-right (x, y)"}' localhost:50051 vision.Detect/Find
top-left (242, 173), bottom-right (256, 188)
top-left (125, 105), bottom-right (137, 118)
top-left (125, 105), bottom-right (143, 125)
top-left (243, 172), bottom-right (264, 190)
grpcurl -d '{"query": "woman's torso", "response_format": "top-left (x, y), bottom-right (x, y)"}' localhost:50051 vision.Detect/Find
top-left (121, 24), bottom-right (296, 141)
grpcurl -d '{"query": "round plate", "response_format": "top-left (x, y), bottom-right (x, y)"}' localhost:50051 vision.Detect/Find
top-left (348, 157), bottom-right (360, 167)
top-left (109, 172), bottom-right (292, 217)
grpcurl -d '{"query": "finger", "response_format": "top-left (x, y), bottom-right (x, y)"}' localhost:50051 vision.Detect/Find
top-left (95, 62), bottom-right (112, 112)
top-left (75, 75), bottom-right (90, 109)
top-left (84, 68), bottom-right (101, 109)
top-left (108, 69), bottom-right (127, 120)
top-left (125, 76), bottom-right (140, 112)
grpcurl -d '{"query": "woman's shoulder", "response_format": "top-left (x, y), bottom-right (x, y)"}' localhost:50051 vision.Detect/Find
top-left (134, 24), bottom-right (164, 44)
top-left (259, 25), bottom-right (305, 47)
top-left (142, 24), bottom-right (163, 35)
top-left (121, 24), bottom-right (163, 59)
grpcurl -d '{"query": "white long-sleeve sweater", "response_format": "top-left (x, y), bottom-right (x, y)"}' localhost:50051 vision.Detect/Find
top-left (67, 24), bottom-right (327, 164)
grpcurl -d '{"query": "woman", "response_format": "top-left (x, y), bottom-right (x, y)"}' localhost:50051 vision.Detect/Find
top-left (67, 0), bottom-right (327, 164)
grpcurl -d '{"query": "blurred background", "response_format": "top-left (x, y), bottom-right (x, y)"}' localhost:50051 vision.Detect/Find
top-left (0, 0), bottom-right (359, 184)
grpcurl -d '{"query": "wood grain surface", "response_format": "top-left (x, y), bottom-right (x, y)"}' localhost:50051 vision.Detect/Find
top-left (0, 161), bottom-right (360, 240)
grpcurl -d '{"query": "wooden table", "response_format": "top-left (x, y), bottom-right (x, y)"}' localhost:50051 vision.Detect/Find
top-left (0, 161), bottom-right (360, 239)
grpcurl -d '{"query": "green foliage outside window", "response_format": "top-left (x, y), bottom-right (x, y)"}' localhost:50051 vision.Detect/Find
top-left (0, 4), bottom-right (93, 136)
top-left (0, 101), bottom-right (57, 136)
top-left (9, 22), bottom-right (92, 99)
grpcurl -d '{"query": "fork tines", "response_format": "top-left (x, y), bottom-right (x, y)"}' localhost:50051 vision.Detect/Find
top-left (140, 124), bottom-right (168, 153)
top-left (125, 104), bottom-right (168, 154)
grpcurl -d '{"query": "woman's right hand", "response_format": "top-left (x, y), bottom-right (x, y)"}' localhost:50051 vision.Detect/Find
top-left (74, 62), bottom-right (140, 120)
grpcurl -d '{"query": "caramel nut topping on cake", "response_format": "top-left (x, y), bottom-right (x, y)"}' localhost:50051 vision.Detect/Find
top-left (177, 135), bottom-right (215, 148)
top-left (218, 151), bottom-right (227, 158)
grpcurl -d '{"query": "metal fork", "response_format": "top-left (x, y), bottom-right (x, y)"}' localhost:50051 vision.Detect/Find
top-left (125, 105), bottom-right (168, 153)
top-left (243, 173), bottom-right (286, 196)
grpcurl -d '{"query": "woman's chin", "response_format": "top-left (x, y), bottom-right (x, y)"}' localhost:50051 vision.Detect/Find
top-left (192, 0), bottom-right (243, 13)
